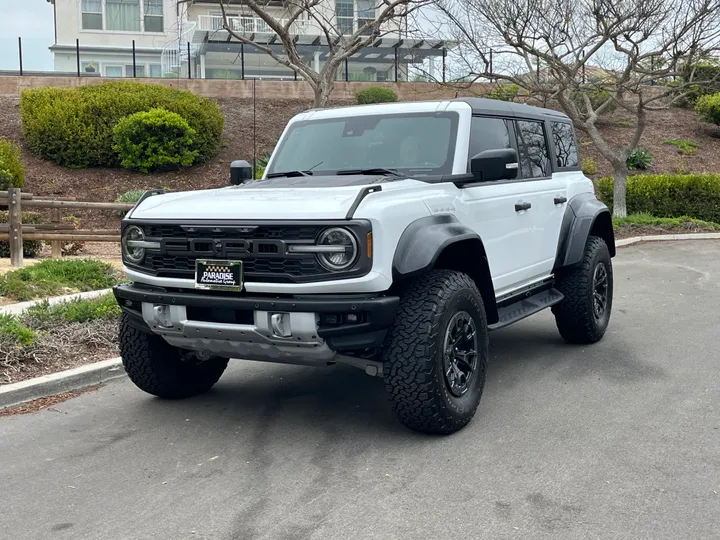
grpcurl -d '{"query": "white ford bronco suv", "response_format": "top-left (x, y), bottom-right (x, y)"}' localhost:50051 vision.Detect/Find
top-left (113, 98), bottom-right (615, 434)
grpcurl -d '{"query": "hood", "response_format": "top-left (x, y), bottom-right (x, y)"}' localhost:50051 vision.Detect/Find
top-left (129, 177), bottom-right (387, 221)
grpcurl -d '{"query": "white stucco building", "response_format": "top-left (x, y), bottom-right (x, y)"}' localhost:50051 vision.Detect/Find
top-left (46, 0), bottom-right (450, 81)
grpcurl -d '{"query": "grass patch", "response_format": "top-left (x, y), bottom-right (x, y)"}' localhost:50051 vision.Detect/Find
top-left (0, 259), bottom-right (120, 301)
top-left (613, 212), bottom-right (720, 230)
top-left (23, 292), bottom-right (121, 329)
top-left (0, 292), bottom-right (119, 349)
top-left (663, 139), bottom-right (699, 156)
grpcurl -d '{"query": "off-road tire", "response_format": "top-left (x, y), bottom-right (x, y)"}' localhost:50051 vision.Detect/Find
top-left (119, 314), bottom-right (229, 399)
top-left (552, 235), bottom-right (613, 344)
top-left (383, 270), bottom-right (489, 435)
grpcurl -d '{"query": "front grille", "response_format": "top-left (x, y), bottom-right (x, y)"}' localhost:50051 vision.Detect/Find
top-left (131, 222), bottom-right (366, 283)
top-left (144, 254), bottom-right (325, 280)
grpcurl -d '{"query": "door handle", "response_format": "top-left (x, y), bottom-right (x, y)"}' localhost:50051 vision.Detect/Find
top-left (515, 202), bottom-right (532, 212)
top-left (554, 196), bottom-right (568, 205)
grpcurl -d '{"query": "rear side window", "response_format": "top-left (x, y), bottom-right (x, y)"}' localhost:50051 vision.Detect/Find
top-left (467, 116), bottom-right (512, 171)
top-left (515, 120), bottom-right (550, 178)
top-left (551, 122), bottom-right (579, 168)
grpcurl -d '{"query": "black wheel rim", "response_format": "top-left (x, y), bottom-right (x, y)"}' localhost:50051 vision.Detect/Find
top-left (592, 262), bottom-right (609, 320)
top-left (443, 312), bottom-right (478, 397)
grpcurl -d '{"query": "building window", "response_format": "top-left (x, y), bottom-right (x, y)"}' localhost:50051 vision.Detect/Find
top-left (149, 64), bottom-right (162, 78)
top-left (551, 122), bottom-right (579, 168)
top-left (81, 0), bottom-right (103, 30)
top-left (357, 0), bottom-right (375, 35)
top-left (107, 0), bottom-right (141, 32)
top-left (335, 0), bottom-right (354, 35)
top-left (515, 120), bottom-right (550, 178)
top-left (144, 0), bottom-right (164, 32)
top-left (125, 64), bottom-right (146, 77)
top-left (105, 65), bottom-right (124, 77)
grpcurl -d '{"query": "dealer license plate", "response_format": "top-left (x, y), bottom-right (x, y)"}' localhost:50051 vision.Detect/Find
top-left (195, 259), bottom-right (243, 291)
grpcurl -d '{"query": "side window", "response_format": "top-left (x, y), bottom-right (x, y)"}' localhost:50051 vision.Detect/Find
top-left (551, 122), bottom-right (579, 168)
top-left (515, 120), bottom-right (550, 178)
top-left (467, 116), bottom-right (511, 171)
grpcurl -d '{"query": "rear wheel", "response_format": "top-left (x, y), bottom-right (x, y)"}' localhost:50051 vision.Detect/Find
top-left (383, 270), bottom-right (489, 435)
top-left (119, 314), bottom-right (228, 399)
top-left (552, 235), bottom-right (613, 344)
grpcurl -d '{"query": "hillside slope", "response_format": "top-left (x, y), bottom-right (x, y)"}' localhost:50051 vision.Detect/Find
top-left (1, 94), bottom-right (718, 227)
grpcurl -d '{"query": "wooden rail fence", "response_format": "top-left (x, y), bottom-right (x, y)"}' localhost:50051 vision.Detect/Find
top-left (1, 188), bottom-right (134, 268)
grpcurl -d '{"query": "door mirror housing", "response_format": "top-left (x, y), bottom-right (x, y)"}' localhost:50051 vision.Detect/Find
top-left (470, 148), bottom-right (519, 182)
top-left (230, 160), bottom-right (253, 185)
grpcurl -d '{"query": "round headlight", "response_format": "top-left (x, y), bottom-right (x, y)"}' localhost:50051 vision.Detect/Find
top-left (122, 225), bottom-right (146, 264)
top-left (317, 228), bottom-right (358, 271)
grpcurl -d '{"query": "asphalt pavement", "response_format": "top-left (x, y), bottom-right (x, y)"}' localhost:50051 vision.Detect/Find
top-left (1, 240), bottom-right (719, 540)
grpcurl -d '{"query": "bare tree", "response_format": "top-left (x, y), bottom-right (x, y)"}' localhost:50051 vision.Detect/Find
top-left (434, 0), bottom-right (720, 217)
top-left (216, 0), bottom-right (432, 108)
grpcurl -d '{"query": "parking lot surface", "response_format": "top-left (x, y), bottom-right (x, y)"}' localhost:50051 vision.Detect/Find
top-left (1, 240), bottom-right (719, 540)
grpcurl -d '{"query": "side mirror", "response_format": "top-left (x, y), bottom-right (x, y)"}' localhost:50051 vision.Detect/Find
top-left (230, 160), bottom-right (253, 185)
top-left (470, 148), bottom-right (519, 182)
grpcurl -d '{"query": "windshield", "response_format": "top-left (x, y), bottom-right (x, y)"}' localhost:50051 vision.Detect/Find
top-left (267, 111), bottom-right (459, 177)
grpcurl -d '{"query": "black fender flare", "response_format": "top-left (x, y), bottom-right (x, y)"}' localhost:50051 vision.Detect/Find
top-left (392, 215), bottom-right (498, 323)
top-left (554, 193), bottom-right (616, 270)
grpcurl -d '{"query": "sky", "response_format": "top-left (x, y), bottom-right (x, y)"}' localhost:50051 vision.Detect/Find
top-left (0, 0), bottom-right (55, 71)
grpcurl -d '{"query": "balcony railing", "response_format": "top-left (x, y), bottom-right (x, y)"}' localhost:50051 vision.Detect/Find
top-left (197, 15), bottom-right (310, 35)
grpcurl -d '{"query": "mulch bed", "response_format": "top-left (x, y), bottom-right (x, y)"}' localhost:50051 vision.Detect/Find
top-left (0, 319), bottom-right (119, 386)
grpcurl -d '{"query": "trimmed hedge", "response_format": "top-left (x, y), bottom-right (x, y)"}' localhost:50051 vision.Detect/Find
top-left (0, 211), bottom-right (43, 258)
top-left (598, 174), bottom-right (720, 223)
top-left (113, 108), bottom-right (199, 172)
top-left (356, 86), bottom-right (398, 105)
top-left (0, 138), bottom-right (24, 190)
top-left (20, 82), bottom-right (224, 169)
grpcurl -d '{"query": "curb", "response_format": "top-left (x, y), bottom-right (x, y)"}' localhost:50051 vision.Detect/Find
top-left (0, 357), bottom-right (125, 411)
top-left (616, 232), bottom-right (720, 248)
top-left (0, 288), bottom-right (113, 316)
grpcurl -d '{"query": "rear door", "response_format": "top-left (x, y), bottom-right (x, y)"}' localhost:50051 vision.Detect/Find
top-left (513, 118), bottom-right (569, 277)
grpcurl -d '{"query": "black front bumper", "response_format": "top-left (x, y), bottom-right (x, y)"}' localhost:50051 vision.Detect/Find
top-left (113, 283), bottom-right (400, 352)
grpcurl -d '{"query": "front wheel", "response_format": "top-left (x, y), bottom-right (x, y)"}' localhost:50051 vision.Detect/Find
top-left (383, 270), bottom-right (489, 435)
top-left (119, 314), bottom-right (229, 399)
top-left (552, 235), bottom-right (614, 344)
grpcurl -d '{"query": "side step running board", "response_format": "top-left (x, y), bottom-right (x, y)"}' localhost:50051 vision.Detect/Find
top-left (488, 288), bottom-right (564, 331)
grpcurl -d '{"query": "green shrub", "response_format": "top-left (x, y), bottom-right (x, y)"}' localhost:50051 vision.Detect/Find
top-left (484, 84), bottom-right (520, 102)
top-left (695, 92), bottom-right (720, 125)
top-left (20, 82), bottom-right (223, 168)
top-left (663, 139), bottom-right (699, 155)
top-left (0, 314), bottom-right (37, 347)
top-left (112, 108), bottom-right (198, 173)
top-left (0, 258), bottom-right (120, 301)
top-left (678, 62), bottom-right (720, 107)
top-left (598, 174), bottom-right (720, 223)
top-left (0, 211), bottom-right (43, 258)
top-left (571, 87), bottom-right (617, 115)
top-left (0, 138), bottom-right (24, 190)
top-left (355, 86), bottom-right (398, 105)
top-left (582, 158), bottom-right (597, 176)
top-left (626, 148), bottom-right (652, 170)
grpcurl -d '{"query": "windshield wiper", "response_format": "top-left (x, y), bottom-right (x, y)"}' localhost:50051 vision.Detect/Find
top-left (336, 168), bottom-right (405, 177)
top-left (265, 161), bottom-right (324, 179)
top-left (265, 170), bottom-right (314, 179)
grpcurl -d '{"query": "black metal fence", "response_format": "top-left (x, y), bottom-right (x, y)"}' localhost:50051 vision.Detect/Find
top-left (6, 36), bottom-right (449, 84)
